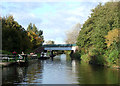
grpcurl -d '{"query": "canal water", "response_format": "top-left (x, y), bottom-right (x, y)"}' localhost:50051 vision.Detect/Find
top-left (2, 54), bottom-right (120, 85)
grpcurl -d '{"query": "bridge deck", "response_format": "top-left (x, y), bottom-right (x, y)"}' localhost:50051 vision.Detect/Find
top-left (44, 47), bottom-right (74, 50)
top-left (43, 44), bottom-right (76, 47)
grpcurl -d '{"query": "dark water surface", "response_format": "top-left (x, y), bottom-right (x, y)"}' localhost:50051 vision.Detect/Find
top-left (2, 54), bottom-right (120, 85)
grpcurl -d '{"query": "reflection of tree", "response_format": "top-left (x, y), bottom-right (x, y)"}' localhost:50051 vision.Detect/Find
top-left (2, 60), bottom-right (44, 85)
top-left (75, 62), bottom-right (119, 84)
top-left (21, 60), bottom-right (44, 84)
top-left (65, 58), bottom-right (119, 84)
top-left (2, 65), bottom-right (22, 84)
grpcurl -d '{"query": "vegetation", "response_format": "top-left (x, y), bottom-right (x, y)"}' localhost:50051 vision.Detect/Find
top-left (70, 51), bottom-right (81, 60)
top-left (27, 23), bottom-right (44, 49)
top-left (76, 2), bottom-right (120, 67)
top-left (65, 23), bottom-right (81, 44)
top-left (2, 15), bottom-right (44, 53)
top-left (45, 40), bottom-right (55, 44)
top-left (0, 50), bottom-right (12, 55)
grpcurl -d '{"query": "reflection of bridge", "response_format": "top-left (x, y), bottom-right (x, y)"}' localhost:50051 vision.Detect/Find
top-left (43, 44), bottom-right (78, 52)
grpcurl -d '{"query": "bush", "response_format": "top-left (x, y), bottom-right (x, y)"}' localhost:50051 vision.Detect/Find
top-left (88, 48), bottom-right (99, 56)
top-left (0, 50), bottom-right (12, 55)
top-left (88, 48), bottom-right (105, 65)
top-left (81, 54), bottom-right (90, 63)
top-left (71, 51), bottom-right (81, 60)
top-left (107, 49), bottom-right (119, 64)
top-left (64, 51), bottom-right (72, 55)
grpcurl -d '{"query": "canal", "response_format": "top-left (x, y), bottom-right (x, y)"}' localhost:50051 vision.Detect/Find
top-left (1, 54), bottom-right (120, 85)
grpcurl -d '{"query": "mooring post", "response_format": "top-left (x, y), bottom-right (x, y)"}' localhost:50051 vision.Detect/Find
top-left (15, 55), bottom-right (16, 62)
top-left (51, 50), bottom-right (53, 56)
top-left (70, 50), bottom-right (74, 60)
top-left (25, 55), bottom-right (28, 62)
top-left (50, 50), bottom-right (54, 61)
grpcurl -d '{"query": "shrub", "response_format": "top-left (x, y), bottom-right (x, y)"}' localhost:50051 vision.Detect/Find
top-left (81, 54), bottom-right (90, 63)
top-left (0, 50), bottom-right (12, 55)
top-left (107, 49), bottom-right (119, 64)
top-left (88, 48), bottom-right (105, 65)
top-left (71, 51), bottom-right (81, 60)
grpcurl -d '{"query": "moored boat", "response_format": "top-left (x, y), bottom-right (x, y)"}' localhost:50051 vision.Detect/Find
top-left (38, 52), bottom-right (50, 60)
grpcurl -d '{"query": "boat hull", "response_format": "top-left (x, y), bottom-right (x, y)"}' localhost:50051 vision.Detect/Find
top-left (38, 57), bottom-right (50, 60)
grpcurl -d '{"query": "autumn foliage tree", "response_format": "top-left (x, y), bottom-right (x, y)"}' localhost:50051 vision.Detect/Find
top-left (2, 16), bottom-right (44, 53)
top-left (27, 23), bottom-right (44, 49)
top-left (104, 28), bottom-right (120, 65)
top-left (105, 28), bottom-right (120, 47)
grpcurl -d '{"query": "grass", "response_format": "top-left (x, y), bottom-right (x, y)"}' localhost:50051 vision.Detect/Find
top-left (0, 50), bottom-right (12, 55)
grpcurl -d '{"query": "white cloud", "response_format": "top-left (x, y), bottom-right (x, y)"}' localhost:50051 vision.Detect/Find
top-left (1, 1), bottom-right (106, 44)
top-left (65, 17), bottom-right (80, 22)
top-left (1, 0), bottom-right (110, 2)
top-left (31, 2), bottom-right (99, 43)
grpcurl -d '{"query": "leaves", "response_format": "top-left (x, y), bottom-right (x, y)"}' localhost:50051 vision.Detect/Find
top-left (76, 2), bottom-right (120, 66)
top-left (2, 15), bottom-right (44, 52)
top-left (27, 23), bottom-right (44, 49)
top-left (77, 2), bottom-right (120, 50)
top-left (105, 28), bottom-right (120, 47)
top-left (45, 40), bottom-right (55, 44)
top-left (2, 16), bottom-right (32, 53)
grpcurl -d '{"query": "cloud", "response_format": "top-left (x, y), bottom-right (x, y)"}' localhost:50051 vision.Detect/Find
top-left (36, 2), bottom-right (100, 43)
top-left (1, 1), bottom-right (105, 44)
top-left (1, 0), bottom-right (110, 2)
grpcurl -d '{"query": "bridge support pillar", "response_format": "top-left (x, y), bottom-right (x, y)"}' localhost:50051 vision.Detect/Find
top-left (50, 50), bottom-right (53, 56)
top-left (50, 50), bottom-right (54, 61)
top-left (70, 50), bottom-right (74, 59)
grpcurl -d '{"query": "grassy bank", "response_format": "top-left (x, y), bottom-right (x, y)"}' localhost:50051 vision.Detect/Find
top-left (79, 51), bottom-right (120, 68)
top-left (0, 50), bottom-right (12, 55)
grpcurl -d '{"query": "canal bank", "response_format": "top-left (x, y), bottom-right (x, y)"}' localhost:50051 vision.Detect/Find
top-left (70, 51), bottom-right (120, 69)
top-left (1, 54), bottom-right (120, 85)
top-left (0, 54), bottom-right (39, 67)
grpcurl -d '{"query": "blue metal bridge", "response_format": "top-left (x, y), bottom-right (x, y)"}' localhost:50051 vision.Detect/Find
top-left (43, 44), bottom-right (77, 51)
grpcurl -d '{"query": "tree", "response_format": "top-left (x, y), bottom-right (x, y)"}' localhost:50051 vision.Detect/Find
top-left (76, 2), bottom-right (120, 65)
top-left (2, 16), bottom-right (32, 53)
top-left (45, 40), bottom-right (55, 44)
top-left (65, 23), bottom-right (81, 44)
top-left (27, 23), bottom-right (44, 49)
top-left (27, 23), bottom-right (32, 32)
top-left (77, 2), bottom-right (120, 50)
top-left (38, 30), bottom-right (43, 36)
top-left (105, 28), bottom-right (120, 47)
top-left (33, 24), bottom-right (38, 34)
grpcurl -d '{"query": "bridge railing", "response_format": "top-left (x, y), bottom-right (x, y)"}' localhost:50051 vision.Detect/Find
top-left (43, 44), bottom-right (76, 47)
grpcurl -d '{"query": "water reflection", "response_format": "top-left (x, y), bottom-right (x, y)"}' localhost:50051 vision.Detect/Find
top-left (2, 60), bottom-right (44, 85)
top-left (41, 55), bottom-right (77, 84)
top-left (75, 62), bottom-right (119, 84)
top-left (2, 54), bottom-right (120, 85)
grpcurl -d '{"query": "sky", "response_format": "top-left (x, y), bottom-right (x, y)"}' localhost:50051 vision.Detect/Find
top-left (0, 0), bottom-right (109, 44)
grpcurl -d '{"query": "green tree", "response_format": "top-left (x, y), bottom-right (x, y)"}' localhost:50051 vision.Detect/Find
top-left (2, 15), bottom-right (32, 53)
top-left (33, 24), bottom-right (38, 34)
top-left (27, 23), bottom-right (32, 32)
top-left (27, 23), bottom-right (44, 49)
top-left (38, 30), bottom-right (43, 36)
top-left (76, 2), bottom-right (120, 66)
top-left (45, 40), bottom-right (55, 44)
